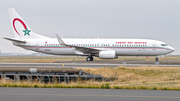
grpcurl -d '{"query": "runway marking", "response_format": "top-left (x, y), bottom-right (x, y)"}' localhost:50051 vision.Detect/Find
top-left (0, 93), bottom-right (179, 99)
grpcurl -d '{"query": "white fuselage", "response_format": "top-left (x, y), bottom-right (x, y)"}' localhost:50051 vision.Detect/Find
top-left (6, 8), bottom-right (175, 61)
top-left (13, 38), bottom-right (174, 56)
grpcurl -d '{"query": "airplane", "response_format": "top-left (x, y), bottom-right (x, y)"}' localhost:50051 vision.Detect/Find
top-left (4, 8), bottom-right (175, 62)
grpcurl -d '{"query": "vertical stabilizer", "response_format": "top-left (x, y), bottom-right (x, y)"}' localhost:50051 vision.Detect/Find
top-left (8, 8), bottom-right (49, 39)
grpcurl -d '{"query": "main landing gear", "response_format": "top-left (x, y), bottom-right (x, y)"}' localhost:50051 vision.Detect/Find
top-left (155, 57), bottom-right (159, 62)
top-left (86, 56), bottom-right (94, 61)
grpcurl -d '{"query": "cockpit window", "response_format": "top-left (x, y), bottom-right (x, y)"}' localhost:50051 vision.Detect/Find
top-left (161, 44), bottom-right (168, 46)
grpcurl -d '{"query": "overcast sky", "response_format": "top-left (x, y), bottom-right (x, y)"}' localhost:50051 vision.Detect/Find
top-left (0, 0), bottom-right (180, 54)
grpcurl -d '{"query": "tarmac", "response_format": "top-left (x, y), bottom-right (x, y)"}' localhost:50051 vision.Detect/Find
top-left (0, 88), bottom-right (179, 101)
top-left (0, 62), bottom-right (180, 68)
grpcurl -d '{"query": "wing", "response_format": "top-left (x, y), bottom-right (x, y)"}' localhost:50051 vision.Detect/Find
top-left (55, 34), bottom-right (100, 54)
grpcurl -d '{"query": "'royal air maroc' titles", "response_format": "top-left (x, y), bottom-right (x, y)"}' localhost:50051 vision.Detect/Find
top-left (4, 8), bottom-right (175, 62)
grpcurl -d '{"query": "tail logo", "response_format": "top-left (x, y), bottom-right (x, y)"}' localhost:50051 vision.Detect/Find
top-left (13, 18), bottom-right (31, 36)
top-left (23, 28), bottom-right (31, 36)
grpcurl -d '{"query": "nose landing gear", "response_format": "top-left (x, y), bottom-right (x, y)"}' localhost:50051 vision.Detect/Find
top-left (155, 58), bottom-right (159, 62)
top-left (86, 56), bottom-right (94, 61)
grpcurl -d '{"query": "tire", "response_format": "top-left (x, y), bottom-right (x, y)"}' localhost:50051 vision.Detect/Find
top-left (90, 57), bottom-right (94, 61)
top-left (86, 57), bottom-right (94, 61)
top-left (86, 57), bottom-right (91, 61)
top-left (86, 57), bottom-right (89, 61)
top-left (155, 58), bottom-right (159, 62)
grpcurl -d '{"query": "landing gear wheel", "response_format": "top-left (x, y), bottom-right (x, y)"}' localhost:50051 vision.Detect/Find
top-left (90, 57), bottom-right (94, 61)
top-left (155, 58), bottom-right (159, 62)
top-left (86, 57), bottom-right (90, 61)
top-left (86, 56), bottom-right (94, 61)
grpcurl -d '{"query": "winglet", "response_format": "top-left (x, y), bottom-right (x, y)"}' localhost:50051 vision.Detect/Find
top-left (55, 34), bottom-right (66, 45)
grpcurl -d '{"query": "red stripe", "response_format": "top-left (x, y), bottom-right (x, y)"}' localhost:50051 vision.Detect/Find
top-left (13, 18), bottom-right (27, 36)
top-left (18, 45), bottom-right (166, 50)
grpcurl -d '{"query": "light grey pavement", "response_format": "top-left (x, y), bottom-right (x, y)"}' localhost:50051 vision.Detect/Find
top-left (0, 88), bottom-right (180, 101)
top-left (0, 63), bottom-right (180, 68)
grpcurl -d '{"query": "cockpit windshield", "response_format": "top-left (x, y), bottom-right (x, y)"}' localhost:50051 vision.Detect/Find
top-left (161, 44), bottom-right (168, 46)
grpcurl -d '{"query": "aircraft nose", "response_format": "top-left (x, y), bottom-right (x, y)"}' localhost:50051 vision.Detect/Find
top-left (169, 46), bottom-right (175, 53)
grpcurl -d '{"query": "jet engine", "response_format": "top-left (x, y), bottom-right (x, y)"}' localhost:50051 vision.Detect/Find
top-left (99, 51), bottom-right (118, 59)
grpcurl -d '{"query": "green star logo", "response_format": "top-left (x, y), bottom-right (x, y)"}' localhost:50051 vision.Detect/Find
top-left (23, 28), bottom-right (31, 36)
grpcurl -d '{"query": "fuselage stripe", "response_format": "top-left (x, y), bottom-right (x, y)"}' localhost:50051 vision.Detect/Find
top-left (16, 45), bottom-right (168, 50)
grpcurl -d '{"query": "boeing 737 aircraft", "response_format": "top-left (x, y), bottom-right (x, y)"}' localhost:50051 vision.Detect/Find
top-left (4, 8), bottom-right (175, 61)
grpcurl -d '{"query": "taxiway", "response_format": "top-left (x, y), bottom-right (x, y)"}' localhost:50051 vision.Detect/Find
top-left (0, 88), bottom-right (179, 101)
top-left (0, 63), bottom-right (180, 68)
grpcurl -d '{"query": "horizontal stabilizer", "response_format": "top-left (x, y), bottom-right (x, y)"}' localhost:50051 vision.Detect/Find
top-left (3, 37), bottom-right (26, 43)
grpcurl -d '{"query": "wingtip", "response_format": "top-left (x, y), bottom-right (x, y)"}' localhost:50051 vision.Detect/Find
top-left (55, 34), bottom-right (60, 38)
top-left (55, 34), bottom-right (66, 45)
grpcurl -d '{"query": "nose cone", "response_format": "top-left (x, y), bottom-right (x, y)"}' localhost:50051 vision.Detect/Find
top-left (169, 46), bottom-right (175, 53)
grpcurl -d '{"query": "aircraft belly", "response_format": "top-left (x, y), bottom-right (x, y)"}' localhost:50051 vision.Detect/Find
top-left (23, 46), bottom-right (167, 56)
top-left (116, 49), bottom-right (150, 56)
top-left (134, 49), bottom-right (150, 56)
top-left (115, 48), bottom-right (167, 56)
top-left (149, 49), bottom-right (166, 56)
top-left (22, 47), bottom-right (76, 55)
top-left (49, 48), bottom-right (76, 55)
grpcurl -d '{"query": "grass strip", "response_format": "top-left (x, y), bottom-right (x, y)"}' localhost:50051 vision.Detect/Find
top-left (1, 81), bottom-right (180, 90)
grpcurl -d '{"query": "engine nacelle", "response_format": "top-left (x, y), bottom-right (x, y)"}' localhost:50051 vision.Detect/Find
top-left (99, 51), bottom-right (118, 59)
